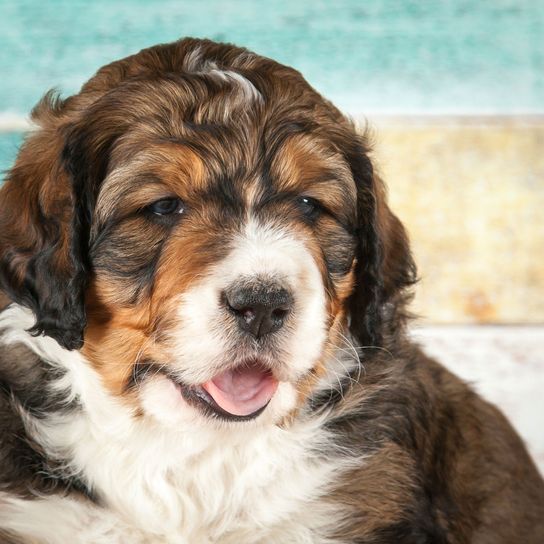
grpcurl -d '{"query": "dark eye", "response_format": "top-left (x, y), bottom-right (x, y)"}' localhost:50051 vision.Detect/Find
top-left (297, 196), bottom-right (321, 220)
top-left (147, 198), bottom-right (185, 216)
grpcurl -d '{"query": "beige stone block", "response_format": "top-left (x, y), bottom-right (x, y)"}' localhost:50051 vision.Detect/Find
top-left (363, 117), bottom-right (544, 324)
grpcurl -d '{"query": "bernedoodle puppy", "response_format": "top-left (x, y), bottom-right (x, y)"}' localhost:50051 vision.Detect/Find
top-left (0, 38), bottom-right (542, 543)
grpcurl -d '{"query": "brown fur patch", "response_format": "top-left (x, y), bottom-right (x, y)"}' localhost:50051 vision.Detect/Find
top-left (330, 442), bottom-right (417, 539)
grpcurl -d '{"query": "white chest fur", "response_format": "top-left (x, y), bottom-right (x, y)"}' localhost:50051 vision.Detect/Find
top-left (0, 307), bottom-right (346, 543)
top-left (3, 408), bottom-right (343, 544)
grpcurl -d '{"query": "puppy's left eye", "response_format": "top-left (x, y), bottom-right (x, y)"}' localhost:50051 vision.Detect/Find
top-left (147, 198), bottom-right (185, 216)
top-left (297, 196), bottom-right (321, 220)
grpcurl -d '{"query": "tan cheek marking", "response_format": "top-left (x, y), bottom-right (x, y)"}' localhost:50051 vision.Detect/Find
top-left (82, 276), bottom-right (181, 405)
top-left (82, 222), bottom-right (226, 402)
top-left (82, 281), bottom-right (156, 399)
top-left (151, 225), bottom-right (227, 304)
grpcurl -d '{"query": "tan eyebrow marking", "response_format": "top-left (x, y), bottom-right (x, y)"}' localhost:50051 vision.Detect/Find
top-left (271, 134), bottom-right (354, 194)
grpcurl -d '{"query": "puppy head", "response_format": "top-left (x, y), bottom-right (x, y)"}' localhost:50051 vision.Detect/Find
top-left (0, 39), bottom-right (415, 425)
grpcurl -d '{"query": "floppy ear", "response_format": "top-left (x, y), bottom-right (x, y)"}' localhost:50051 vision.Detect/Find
top-left (0, 95), bottom-right (90, 350)
top-left (344, 135), bottom-right (417, 348)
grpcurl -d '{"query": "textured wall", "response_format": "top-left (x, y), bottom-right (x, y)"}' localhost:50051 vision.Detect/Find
top-left (370, 117), bottom-right (544, 323)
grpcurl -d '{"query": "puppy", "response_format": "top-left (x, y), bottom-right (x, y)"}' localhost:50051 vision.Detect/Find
top-left (0, 38), bottom-right (542, 543)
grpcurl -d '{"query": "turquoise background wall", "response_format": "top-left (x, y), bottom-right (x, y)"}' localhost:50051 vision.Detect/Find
top-left (1, 0), bottom-right (543, 172)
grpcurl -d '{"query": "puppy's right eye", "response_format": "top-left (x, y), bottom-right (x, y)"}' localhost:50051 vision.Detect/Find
top-left (297, 196), bottom-right (322, 221)
top-left (146, 198), bottom-right (185, 216)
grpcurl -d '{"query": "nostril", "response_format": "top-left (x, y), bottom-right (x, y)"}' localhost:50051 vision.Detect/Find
top-left (272, 308), bottom-right (288, 321)
top-left (226, 300), bottom-right (252, 317)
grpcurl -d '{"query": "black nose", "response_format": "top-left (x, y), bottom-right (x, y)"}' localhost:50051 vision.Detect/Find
top-left (224, 283), bottom-right (293, 338)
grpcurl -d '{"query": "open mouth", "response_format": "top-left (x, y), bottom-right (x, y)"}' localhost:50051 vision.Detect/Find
top-left (180, 360), bottom-right (279, 421)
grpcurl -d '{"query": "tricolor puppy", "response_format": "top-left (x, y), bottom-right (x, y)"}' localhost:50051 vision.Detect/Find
top-left (0, 38), bottom-right (542, 543)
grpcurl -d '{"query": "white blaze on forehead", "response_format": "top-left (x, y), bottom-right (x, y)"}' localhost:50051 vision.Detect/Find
top-left (221, 218), bottom-right (318, 287)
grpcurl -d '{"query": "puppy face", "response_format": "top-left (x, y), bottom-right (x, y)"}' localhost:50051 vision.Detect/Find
top-left (0, 39), bottom-right (415, 427)
top-left (82, 87), bottom-right (358, 425)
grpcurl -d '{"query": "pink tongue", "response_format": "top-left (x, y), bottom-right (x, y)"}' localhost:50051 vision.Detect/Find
top-left (202, 365), bottom-right (278, 417)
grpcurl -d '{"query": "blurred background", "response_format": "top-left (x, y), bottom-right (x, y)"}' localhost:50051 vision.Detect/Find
top-left (1, 1), bottom-right (542, 470)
